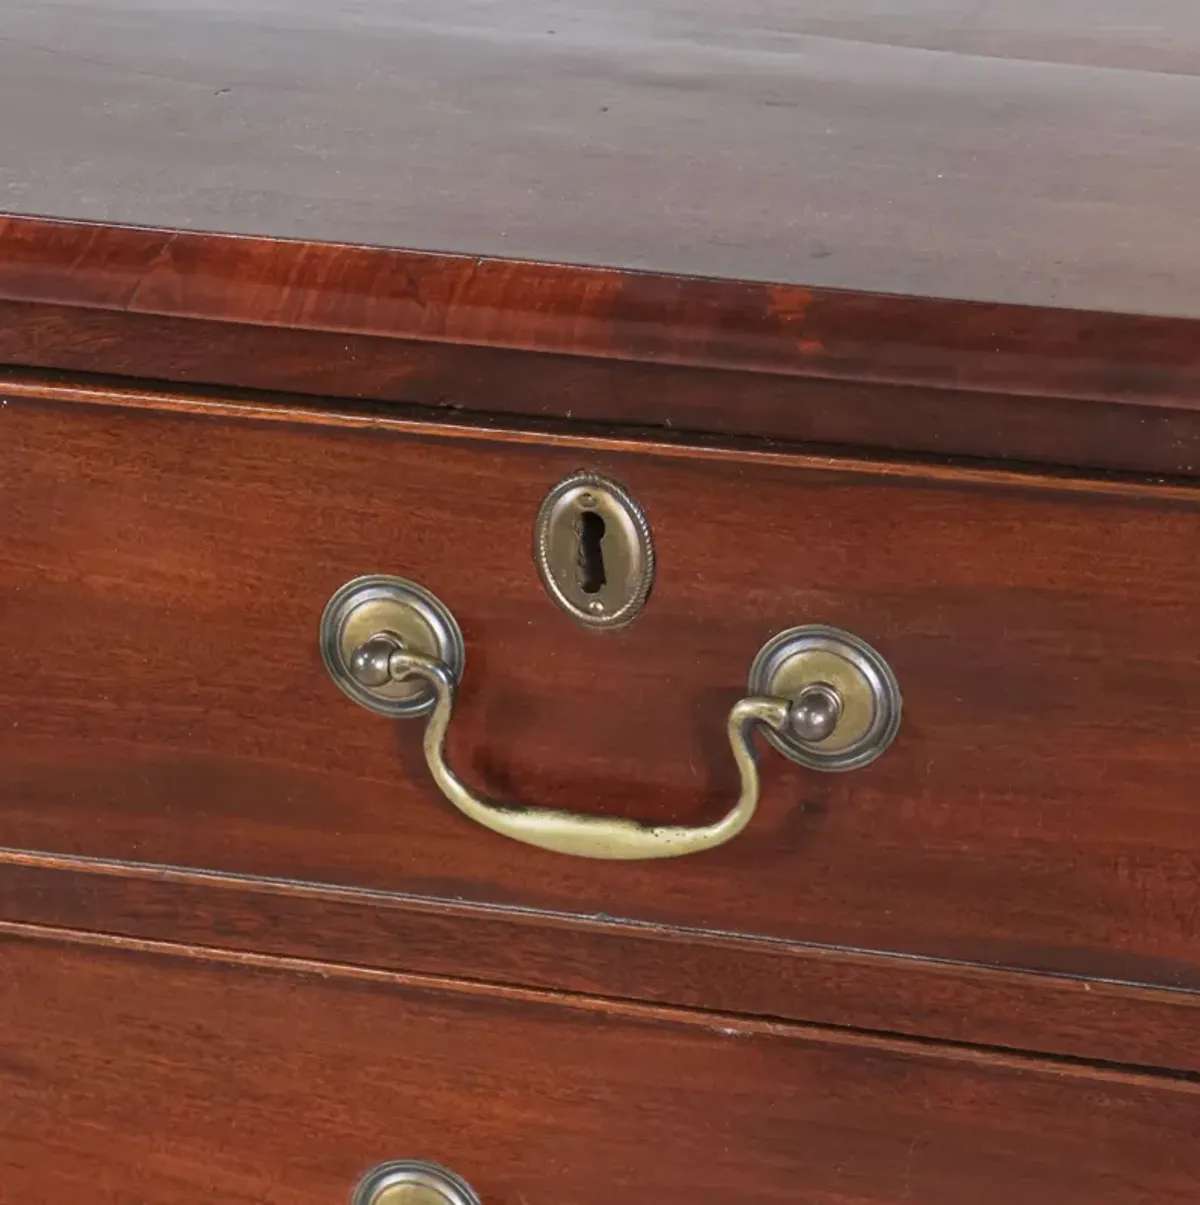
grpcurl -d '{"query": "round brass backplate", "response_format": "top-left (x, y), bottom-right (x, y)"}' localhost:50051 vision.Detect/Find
top-left (351, 1161), bottom-right (482, 1205)
top-left (748, 625), bottom-right (902, 771)
top-left (320, 576), bottom-right (465, 717)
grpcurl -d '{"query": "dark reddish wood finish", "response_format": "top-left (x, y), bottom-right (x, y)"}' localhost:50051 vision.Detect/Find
top-left (4, 9), bottom-right (1200, 1189)
top-left (1, 215), bottom-right (1199, 476)
top-left (3, 924), bottom-right (1198, 1205)
top-left (7, 213), bottom-right (1200, 395)
top-left (1, 383), bottom-right (1198, 995)
top-left (3, 853), bottom-right (1198, 1076)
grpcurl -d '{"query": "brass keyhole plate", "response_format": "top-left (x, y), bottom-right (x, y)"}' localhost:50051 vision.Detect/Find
top-left (533, 472), bottom-right (654, 630)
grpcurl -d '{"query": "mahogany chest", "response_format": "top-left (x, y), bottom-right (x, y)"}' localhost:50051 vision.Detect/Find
top-left (1, 3), bottom-right (1198, 1202)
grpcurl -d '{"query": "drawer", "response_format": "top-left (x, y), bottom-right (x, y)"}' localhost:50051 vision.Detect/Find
top-left (2, 924), bottom-right (1196, 1205)
top-left (1, 387), bottom-right (1199, 993)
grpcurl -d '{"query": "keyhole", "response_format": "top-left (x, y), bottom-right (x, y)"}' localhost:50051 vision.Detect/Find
top-left (576, 510), bottom-right (607, 594)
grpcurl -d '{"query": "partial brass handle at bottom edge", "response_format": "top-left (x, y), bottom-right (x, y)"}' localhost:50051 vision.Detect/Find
top-left (352, 1160), bottom-right (482, 1205)
top-left (374, 645), bottom-right (791, 861)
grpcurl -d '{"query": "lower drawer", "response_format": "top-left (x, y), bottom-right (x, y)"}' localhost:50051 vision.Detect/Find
top-left (1, 926), bottom-right (1196, 1204)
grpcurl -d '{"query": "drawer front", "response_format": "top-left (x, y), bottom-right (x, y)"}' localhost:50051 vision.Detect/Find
top-left (1, 390), bottom-right (1199, 990)
top-left (2, 925), bottom-right (1197, 1205)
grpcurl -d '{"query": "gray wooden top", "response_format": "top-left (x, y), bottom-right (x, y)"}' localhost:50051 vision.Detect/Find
top-left (3, 0), bottom-right (1199, 314)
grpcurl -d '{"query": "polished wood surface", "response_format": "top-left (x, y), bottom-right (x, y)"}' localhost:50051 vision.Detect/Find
top-left (2, 383), bottom-right (1197, 995)
top-left (3, 924), bottom-right (1198, 1205)
top-left (3, 2), bottom-right (1200, 317)
top-left (5, 7), bottom-right (1200, 1188)
top-left (2, 216), bottom-right (1199, 476)
top-left (5, 853), bottom-right (1198, 1075)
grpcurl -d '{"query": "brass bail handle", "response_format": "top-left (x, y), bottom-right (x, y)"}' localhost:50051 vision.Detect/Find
top-left (321, 577), bottom-right (902, 862)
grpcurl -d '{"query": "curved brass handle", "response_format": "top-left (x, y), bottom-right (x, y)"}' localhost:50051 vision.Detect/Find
top-left (321, 576), bottom-right (902, 862)
top-left (387, 647), bottom-right (790, 861)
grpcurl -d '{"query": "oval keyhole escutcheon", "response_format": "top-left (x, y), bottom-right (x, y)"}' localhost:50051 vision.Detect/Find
top-left (534, 472), bottom-right (654, 629)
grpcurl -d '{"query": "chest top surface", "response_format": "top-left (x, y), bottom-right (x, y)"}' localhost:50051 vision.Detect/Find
top-left (3, 0), bottom-right (1200, 317)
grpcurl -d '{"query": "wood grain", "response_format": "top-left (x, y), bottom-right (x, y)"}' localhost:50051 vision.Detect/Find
top-left (2, 216), bottom-right (1200, 477)
top-left (0, 385), bottom-right (1198, 995)
top-left (2, 923), bottom-right (1198, 1205)
top-left (3, 852), bottom-right (1198, 1075)
top-left (6, 213), bottom-right (1200, 398)
top-left (4, 1), bottom-right (1200, 318)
